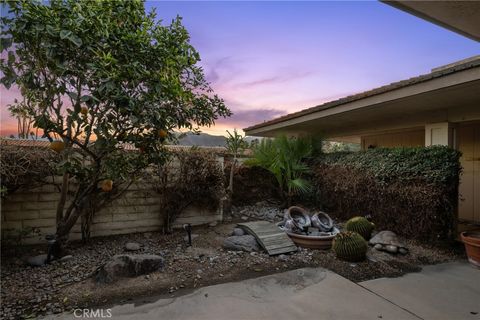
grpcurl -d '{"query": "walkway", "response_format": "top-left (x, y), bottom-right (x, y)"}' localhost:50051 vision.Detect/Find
top-left (50, 261), bottom-right (479, 320)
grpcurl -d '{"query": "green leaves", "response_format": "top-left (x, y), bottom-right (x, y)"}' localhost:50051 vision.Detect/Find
top-left (314, 146), bottom-right (461, 241)
top-left (67, 34), bottom-right (82, 47)
top-left (0, 0), bottom-right (231, 238)
top-left (319, 146), bottom-right (461, 185)
top-left (7, 51), bottom-right (15, 64)
top-left (0, 37), bottom-right (13, 52)
top-left (226, 129), bottom-right (247, 155)
top-left (59, 29), bottom-right (82, 46)
top-left (59, 30), bottom-right (72, 39)
top-left (67, 91), bottom-right (78, 100)
top-left (247, 135), bottom-right (315, 204)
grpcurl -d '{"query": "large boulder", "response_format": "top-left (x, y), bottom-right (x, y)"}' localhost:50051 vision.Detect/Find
top-left (95, 254), bottom-right (164, 283)
top-left (223, 235), bottom-right (260, 252)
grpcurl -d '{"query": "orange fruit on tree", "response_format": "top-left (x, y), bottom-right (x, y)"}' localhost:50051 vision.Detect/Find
top-left (49, 141), bottom-right (65, 153)
top-left (101, 179), bottom-right (113, 192)
top-left (158, 129), bottom-right (168, 139)
top-left (80, 106), bottom-right (88, 115)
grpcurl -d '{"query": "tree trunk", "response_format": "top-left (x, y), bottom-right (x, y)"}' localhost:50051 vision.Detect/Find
top-left (55, 173), bottom-right (69, 223)
top-left (55, 183), bottom-right (94, 246)
top-left (228, 155), bottom-right (236, 194)
top-left (224, 155), bottom-right (237, 216)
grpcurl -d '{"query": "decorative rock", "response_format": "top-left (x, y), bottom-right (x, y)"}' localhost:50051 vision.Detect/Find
top-left (241, 216), bottom-right (249, 221)
top-left (26, 254), bottom-right (48, 267)
top-left (374, 244), bottom-right (383, 251)
top-left (184, 234), bottom-right (199, 242)
top-left (369, 231), bottom-right (407, 254)
top-left (125, 242), bottom-right (141, 251)
top-left (53, 308), bottom-right (63, 314)
top-left (231, 228), bottom-right (245, 236)
top-left (307, 227), bottom-right (320, 236)
top-left (223, 235), bottom-right (260, 252)
top-left (209, 221), bottom-right (218, 227)
top-left (278, 254), bottom-right (288, 262)
top-left (59, 255), bottom-right (74, 262)
top-left (398, 248), bottom-right (408, 255)
top-left (95, 254), bottom-right (164, 283)
top-left (266, 211), bottom-right (277, 221)
top-left (385, 245), bottom-right (398, 254)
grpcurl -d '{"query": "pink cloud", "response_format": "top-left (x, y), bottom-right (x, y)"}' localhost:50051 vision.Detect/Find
top-left (219, 108), bottom-right (286, 128)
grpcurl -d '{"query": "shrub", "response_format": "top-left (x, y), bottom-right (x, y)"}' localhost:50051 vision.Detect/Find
top-left (152, 149), bottom-right (225, 232)
top-left (245, 135), bottom-right (316, 206)
top-left (0, 144), bottom-right (58, 197)
top-left (319, 146), bottom-right (460, 185)
top-left (225, 164), bottom-right (281, 206)
top-left (314, 146), bottom-right (461, 241)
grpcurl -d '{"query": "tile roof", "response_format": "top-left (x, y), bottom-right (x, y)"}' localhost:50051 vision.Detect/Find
top-left (244, 56), bottom-right (480, 132)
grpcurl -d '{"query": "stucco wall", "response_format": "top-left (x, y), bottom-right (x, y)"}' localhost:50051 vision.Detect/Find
top-left (1, 157), bottom-right (224, 244)
top-left (361, 128), bottom-right (425, 149)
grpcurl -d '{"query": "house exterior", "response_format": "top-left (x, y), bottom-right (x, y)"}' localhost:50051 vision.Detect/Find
top-left (244, 3), bottom-right (480, 227)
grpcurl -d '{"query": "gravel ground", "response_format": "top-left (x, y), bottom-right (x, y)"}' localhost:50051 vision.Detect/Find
top-left (230, 201), bottom-right (285, 222)
top-left (1, 205), bottom-right (466, 319)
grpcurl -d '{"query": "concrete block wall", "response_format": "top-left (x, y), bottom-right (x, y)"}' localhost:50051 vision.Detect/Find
top-left (1, 156), bottom-right (224, 244)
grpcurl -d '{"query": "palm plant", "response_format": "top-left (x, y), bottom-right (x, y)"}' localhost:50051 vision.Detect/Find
top-left (246, 135), bottom-right (316, 206)
top-left (223, 129), bottom-right (247, 214)
top-left (226, 129), bottom-right (247, 194)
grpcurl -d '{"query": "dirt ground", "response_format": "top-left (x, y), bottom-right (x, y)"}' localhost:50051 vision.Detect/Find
top-left (0, 220), bottom-right (466, 319)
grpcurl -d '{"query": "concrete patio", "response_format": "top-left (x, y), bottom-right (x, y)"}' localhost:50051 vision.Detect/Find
top-left (51, 261), bottom-right (479, 320)
top-left (360, 261), bottom-right (480, 320)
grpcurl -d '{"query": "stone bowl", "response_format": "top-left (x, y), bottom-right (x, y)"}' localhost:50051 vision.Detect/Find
top-left (286, 230), bottom-right (338, 250)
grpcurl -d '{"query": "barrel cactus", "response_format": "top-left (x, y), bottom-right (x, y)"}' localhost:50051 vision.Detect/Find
top-left (345, 216), bottom-right (375, 240)
top-left (332, 231), bottom-right (368, 262)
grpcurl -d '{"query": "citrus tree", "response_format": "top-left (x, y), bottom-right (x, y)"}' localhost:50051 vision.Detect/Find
top-left (0, 0), bottom-right (230, 244)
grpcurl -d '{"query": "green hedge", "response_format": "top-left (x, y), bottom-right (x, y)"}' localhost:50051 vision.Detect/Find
top-left (314, 146), bottom-right (461, 241)
top-left (320, 147), bottom-right (461, 185)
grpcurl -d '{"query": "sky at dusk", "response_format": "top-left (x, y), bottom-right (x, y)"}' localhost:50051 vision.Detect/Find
top-left (1, 1), bottom-right (479, 136)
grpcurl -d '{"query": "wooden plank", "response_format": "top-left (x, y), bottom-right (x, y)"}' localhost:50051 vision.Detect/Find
top-left (237, 221), bottom-right (297, 256)
top-left (269, 247), bottom-right (298, 255)
top-left (263, 243), bottom-right (297, 251)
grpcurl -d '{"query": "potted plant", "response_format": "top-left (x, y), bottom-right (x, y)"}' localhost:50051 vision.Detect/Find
top-left (461, 231), bottom-right (480, 268)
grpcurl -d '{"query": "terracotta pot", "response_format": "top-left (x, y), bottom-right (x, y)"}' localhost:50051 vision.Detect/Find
top-left (461, 231), bottom-right (480, 268)
top-left (286, 232), bottom-right (336, 250)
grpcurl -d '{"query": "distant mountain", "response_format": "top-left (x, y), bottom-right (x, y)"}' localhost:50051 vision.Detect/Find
top-left (176, 132), bottom-right (226, 147)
